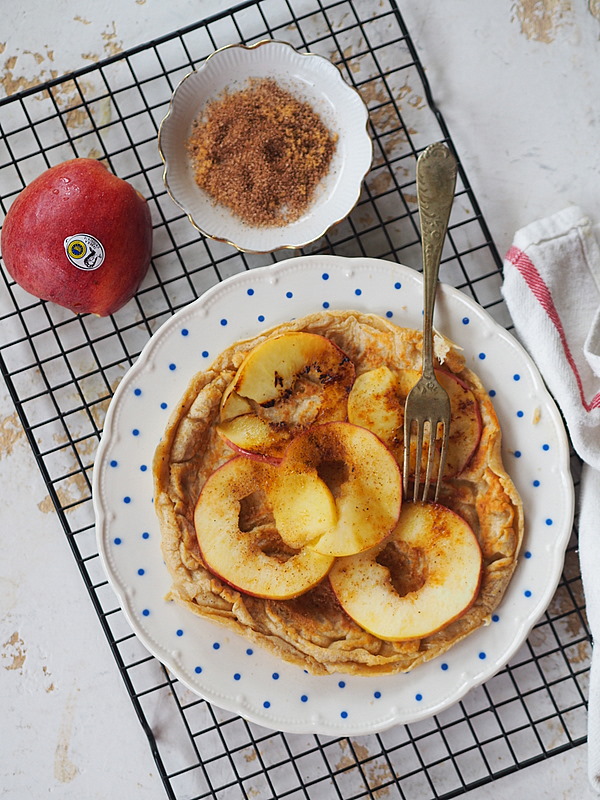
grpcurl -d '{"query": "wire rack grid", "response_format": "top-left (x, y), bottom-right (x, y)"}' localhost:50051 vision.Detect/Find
top-left (0, 1), bottom-right (590, 798)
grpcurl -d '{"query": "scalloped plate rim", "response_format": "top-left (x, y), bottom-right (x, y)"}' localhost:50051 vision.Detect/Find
top-left (92, 254), bottom-right (574, 736)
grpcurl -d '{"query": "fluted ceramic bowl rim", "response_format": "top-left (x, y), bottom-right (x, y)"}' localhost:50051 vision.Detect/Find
top-left (157, 40), bottom-right (373, 253)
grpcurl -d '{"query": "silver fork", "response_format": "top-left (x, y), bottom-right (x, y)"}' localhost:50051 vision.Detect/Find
top-left (403, 142), bottom-right (457, 502)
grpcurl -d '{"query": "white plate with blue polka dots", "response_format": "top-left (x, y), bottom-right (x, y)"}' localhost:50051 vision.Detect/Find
top-left (93, 255), bottom-right (574, 736)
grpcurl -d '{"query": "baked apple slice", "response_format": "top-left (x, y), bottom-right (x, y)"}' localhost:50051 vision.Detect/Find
top-left (347, 366), bottom-right (482, 477)
top-left (194, 456), bottom-right (334, 599)
top-left (347, 365), bottom-right (403, 455)
top-left (270, 421), bottom-right (402, 557)
top-left (329, 501), bottom-right (482, 640)
top-left (268, 471), bottom-right (338, 550)
top-left (217, 332), bottom-right (355, 460)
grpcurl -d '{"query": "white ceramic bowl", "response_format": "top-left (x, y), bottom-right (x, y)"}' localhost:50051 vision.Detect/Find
top-left (158, 40), bottom-right (372, 253)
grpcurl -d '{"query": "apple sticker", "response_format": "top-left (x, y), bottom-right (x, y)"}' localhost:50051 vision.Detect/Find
top-left (64, 234), bottom-right (105, 271)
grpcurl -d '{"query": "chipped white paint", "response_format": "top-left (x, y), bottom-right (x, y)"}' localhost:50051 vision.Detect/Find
top-left (511, 0), bottom-right (574, 43)
top-left (54, 690), bottom-right (80, 783)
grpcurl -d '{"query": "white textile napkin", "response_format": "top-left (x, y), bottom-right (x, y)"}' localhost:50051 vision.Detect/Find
top-left (502, 205), bottom-right (600, 791)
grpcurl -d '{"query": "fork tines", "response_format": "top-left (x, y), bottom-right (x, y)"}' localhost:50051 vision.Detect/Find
top-left (403, 406), bottom-right (450, 503)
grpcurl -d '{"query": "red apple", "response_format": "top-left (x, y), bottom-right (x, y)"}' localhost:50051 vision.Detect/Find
top-left (0, 158), bottom-right (152, 316)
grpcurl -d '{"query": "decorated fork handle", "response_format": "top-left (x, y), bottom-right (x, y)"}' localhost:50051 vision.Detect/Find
top-left (416, 142), bottom-right (457, 377)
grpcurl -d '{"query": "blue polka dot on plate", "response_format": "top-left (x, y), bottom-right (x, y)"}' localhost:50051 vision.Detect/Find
top-left (181, 328), bottom-right (189, 336)
top-left (168, 363), bottom-right (176, 371)
top-left (247, 288), bottom-right (254, 296)
top-left (134, 388), bottom-right (142, 396)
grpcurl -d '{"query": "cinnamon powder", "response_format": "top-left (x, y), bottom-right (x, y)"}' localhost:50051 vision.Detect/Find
top-left (187, 78), bottom-right (337, 228)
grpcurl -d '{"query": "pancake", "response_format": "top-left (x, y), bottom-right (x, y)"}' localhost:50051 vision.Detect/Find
top-left (152, 310), bottom-right (524, 676)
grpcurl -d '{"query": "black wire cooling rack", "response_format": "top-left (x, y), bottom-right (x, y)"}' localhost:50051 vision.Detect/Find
top-left (0, 1), bottom-right (590, 798)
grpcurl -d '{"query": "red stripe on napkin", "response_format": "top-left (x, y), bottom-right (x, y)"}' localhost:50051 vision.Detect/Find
top-left (506, 245), bottom-right (600, 411)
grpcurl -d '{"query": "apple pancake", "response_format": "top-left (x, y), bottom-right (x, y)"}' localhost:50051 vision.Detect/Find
top-left (153, 310), bottom-right (524, 676)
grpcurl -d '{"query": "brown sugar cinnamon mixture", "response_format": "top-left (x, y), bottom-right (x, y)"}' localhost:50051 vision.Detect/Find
top-left (187, 78), bottom-right (338, 227)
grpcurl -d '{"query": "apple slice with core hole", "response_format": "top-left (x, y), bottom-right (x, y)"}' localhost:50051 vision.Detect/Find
top-left (217, 332), bottom-right (355, 460)
top-left (270, 421), bottom-right (402, 557)
top-left (329, 501), bottom-right (482, 640)
top-left (194, 456), bottom-right (334, 599)
top-left (347, 366), bottom-right (482, 477)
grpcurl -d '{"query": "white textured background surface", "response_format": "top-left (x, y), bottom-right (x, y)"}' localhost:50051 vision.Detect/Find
top-left (1, 1), bottom-right (599, 798)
